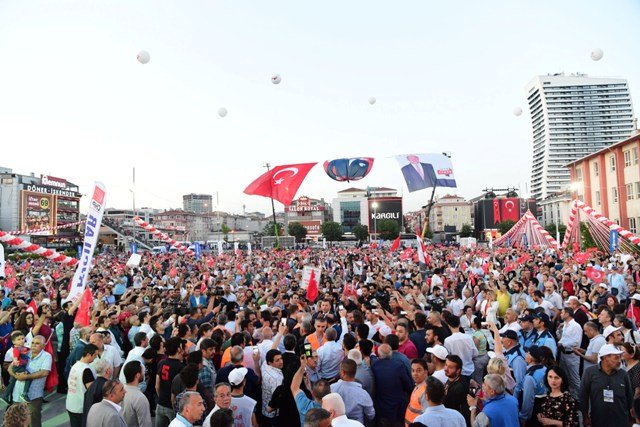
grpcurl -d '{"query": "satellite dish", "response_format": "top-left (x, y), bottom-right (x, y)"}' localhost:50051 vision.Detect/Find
top-left (271, 74), bottom-right (282, 84)
top-left (513, 107), bottom-right (523, 116)
top-left (218, 107), bottom-right (228, 118)
top-left (137, 51), bottom-right (150, 64)
top-left (368, 97), bottom-right (376, 105)
top-left (591, 48), bottom-right (604, 61)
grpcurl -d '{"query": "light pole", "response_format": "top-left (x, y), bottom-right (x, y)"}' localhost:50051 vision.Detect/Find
top-left (372, 202), bottom-right (378, 242)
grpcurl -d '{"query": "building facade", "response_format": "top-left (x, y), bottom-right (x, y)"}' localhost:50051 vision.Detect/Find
top-left (526, 73), bottom-right (634, 201)
top-left (332, 187), bottom-right (402, 236)
top-left (567, 129), bottom-right (640, 233)
top-left (428, 195), bottom-right (473, 233)
top-left (284, 196), bottom-right (332, 239)
top-left (538, 192), bottom-right (573, 227)
top-left (0, 167), bottom-right (81, 248)
top-left (183, 193), bottom-right (213, 214)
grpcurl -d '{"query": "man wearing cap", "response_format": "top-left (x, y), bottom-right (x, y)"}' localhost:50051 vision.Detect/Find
top-left (518, 315), bottom-right (537, 352)
top-left (603, 325), bottom-right (624, 347)
top-left (593, 283), bottom-right (610, 309)
top-left (580, 344), bottom-right (633, 427)
top-left (228, 367), bottom-right (259, 427)
top-left (426, 345), bottom-right (449, 385)
top-left (574, 322), bottom-right (606, 371)
top-left (532, 316), bottom-right (554, 356)
top-left (557, 308), bottom-right (582, 398)
top-left (608, 265), bottom-right (628, 303)
top-left (501, 329), bottom-right (527, 383)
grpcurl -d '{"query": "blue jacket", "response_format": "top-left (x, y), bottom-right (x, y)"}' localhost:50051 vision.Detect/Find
top-left (482, 393), bottom-right (520, 427)
top-left (515, 365), bottom-right (547, 421)
top-left (371, 358), bottom-right (413, 421)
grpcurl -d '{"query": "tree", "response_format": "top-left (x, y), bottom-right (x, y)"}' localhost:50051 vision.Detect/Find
top-left (221, 223), bottom-right (231, 239)
top-left (580, 222), bottom-right (601, 250)
top-left (459, 224), bottom-right (473, 238)
top-left (378, 219), bottom-right (400, 240)
top-left (321, 221), bottom-right (343, 241)
top-left (288, 222), bottom-right (308, 243)
top-left (496, 220), bottom-right (516, 236)
top-left (262, 222), bottom-right (284, 237)
top-left (353, 224), bottom-right (369, 242)
top-left (544, 223), bottom-right (567, 243)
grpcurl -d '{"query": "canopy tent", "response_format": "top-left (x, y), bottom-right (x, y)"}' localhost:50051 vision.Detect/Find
top-left (493, 210), bottom-right (558, 249)
top-left (562, 200), bottom-right (640, 253)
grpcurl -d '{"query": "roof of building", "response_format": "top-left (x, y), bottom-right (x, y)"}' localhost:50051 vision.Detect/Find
top-left (566, 130), bottom-right (640, 167)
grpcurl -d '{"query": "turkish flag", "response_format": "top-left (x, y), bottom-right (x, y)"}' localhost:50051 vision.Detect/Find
top-left (500, 198), bottom-right (519, 222)
top-left (75, 287), bottom-right (93, 327)
top-left (493, 199), bottom-right (501, 224)
top-left (517, 253), bottom-right (530, 264)
top-left (244, 163), bottom-right (317, 206)
top-left (400, 247), bottom-right (413, 261)
top-left (306, 269), bottom-right (318, 302)
top-left (5, 277), bottom-right (17, 290)
top-left (390, 236), bottom-right (401, 252)
top-left (585, 267), bottom-right (606, 284)
top-left (26, 299), bottom-right (38, 315)
top-left (574, 252), bottom-right (590, 265)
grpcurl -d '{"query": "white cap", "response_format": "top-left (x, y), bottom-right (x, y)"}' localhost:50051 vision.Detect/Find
top-left (598, 283), bottom-right (608, 289)
top-left (603, 325), bottom-right (621, 339)
top-left (631, 294), bottom-right (640, 301)
top-left (598, 344), bottom-right (623, 358)
top-left (426, 345), bottom-right (448, 361)
top-left (582, 302), bottom-right (592, 311)
top-left (378, 325), bottom-right (393, 337)
top-left (39, 298), bottom-right (51, 306)
top-left (228, 367), bottom-right (248, 386)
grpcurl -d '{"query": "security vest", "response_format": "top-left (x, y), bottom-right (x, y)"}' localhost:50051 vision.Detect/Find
top-left (405, 382), bottom-right (427, 426)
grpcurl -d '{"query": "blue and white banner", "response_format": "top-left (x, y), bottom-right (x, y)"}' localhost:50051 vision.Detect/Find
top-left (130, 242), bottom-right (138, 254)
top-left (0, 244), bottom-right (5, 278)
top-left (68, 182), bottom-right (106, 302)
top-left (610, 229), bottom-right (619, 253)
top-left (395, 153), bottom-right (456, 193)
top-left (194, 242), bottom-right (201, 260)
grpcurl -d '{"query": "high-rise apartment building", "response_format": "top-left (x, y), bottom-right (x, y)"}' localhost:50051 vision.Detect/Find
top-left (526, 73), bottom-right (634, 201)
top-left (182, 193), bottom-right (212, 214)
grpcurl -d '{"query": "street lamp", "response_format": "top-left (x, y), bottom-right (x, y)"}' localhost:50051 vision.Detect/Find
top-left (372, 202), bottom-right (378, 242)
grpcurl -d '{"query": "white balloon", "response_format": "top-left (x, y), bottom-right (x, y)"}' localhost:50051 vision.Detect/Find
top-left (513, 107), bottom-right (523, 116)
top-left (218, 107), bottom-right (228, 118)
top-left (591, 48), bottom-right (604, 61)
top-left (271, 74), bottom-right (282, 84)
top-left (368, 97), bottom-right (376, 105)
top-left (137, 50), bottom-right (150, 64)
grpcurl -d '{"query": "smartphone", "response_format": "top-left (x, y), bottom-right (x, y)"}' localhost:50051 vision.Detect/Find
top-left (468, 386), bottom-right (477, 396)
top-left (339, 305), bottom-right (344, 311)
top-left (253, 346), bottom-right (259, 355)
top-left (281, 318), bottom-right (287, 327)
top-left (371, 298), bottom-right (378, 306)
top-left (303, 343), bottom-right (313, 358)
top-left (400, 311), bottom-right (407, 315)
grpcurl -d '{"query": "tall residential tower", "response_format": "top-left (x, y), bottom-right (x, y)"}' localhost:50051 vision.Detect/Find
top-left (526, 73), bottom-right (634, 201)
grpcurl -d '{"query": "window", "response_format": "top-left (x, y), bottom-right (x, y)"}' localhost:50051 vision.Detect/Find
top-left (593, 162), bottom-right (599, 176)
top-left (596, 191), bottom-right (601, 205)
top-left (627, 184), bottom-right (635, 200)
top-left (576, 167), bottom-right (583, 180)
top-left (630, 218), bottom-right (637, 234)
top-left (625, 150), bottom-right (632, 167)
top-left (610, 155), bottom-right (616, 171)
top-left (612, 187), bottom-right (618, 203)
top-left (636, 182), bottom-right (640, 199)
top-left (634, 147), bottom-right (639, 165)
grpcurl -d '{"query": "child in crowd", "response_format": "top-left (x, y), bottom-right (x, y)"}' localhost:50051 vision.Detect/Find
top-left (0, 331), bottom-right (31, 403)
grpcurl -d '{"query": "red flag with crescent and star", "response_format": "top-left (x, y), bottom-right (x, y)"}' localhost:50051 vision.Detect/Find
top-left (585, 267), bottom-right (606, 284)
top-left (493, 199), bottom-right (501, 224)
top-left (501, 198), bottom-right (519, 222)
top-left (243, 163), bottom-right (317, 205)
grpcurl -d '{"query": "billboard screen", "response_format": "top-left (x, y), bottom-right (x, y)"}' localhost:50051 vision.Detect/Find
top-left (299, 220), bottom-right (322, 235)
top-left (20, 191), bottom-right (56, 235)
top-left (368, 198), bottom-right (403, 231)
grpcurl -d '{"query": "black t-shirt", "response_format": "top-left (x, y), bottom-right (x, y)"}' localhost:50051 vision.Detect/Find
top-left (157, 358), bottom-right (184, 408)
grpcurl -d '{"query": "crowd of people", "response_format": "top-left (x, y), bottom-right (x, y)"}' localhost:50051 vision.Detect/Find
top-left (1, 244), bottom-right (640, 427)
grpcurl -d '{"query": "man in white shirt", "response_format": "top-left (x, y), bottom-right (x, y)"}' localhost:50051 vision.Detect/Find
top-left (498, 309), bottom-right (522, 335)
top-left (557, 307), bottom-right (583, 398)
top-left (533, 291), bottom-right (557, 318)
top-left (443, 316), bottom-right (478, 378)
top-left (543, 282), bottom-right (564, 312)
top-left (364, 309), bottom-right (385, 340)
top-left (574, 321), bottom-right (606, 372)
top-left (322, 392), bottom-right (365, 426)
top-left (447, 290), bottom-right (465, 317)
top-left (426, 345), bottom-right (449, 385)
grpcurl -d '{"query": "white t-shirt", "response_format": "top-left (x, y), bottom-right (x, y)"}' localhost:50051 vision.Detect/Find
top-left (230, 395), bottom-right (256, 427)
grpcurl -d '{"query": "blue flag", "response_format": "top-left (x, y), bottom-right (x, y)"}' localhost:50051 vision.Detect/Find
top-left (610, 229), bottom-right (619, 252)
top-left (194, 242), bottom-right (201, 260)
top-left (130, 242), bottom-right (138, 254)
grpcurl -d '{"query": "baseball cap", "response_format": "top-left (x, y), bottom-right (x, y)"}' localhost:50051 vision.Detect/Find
top-left (603, 325), bottom-right (622, 339)
top-left (631, 294), bottom-right (640, 301)
top-left (500, 330), bottom-right (519, 341)
top-left (228, 367), bottom-right (248, 386)
top-left (527, 345), bottom-right (545, 361)
top-left (518, 315), bottom-right (534, 322)
top-left (598, 283), bottom-right (608, 289)
top-left (426, 345), bottom-right (449, 361)
top-left (582, 302), bottom-right (592, 311)
top-left (598, 344), bottom-right (623, 358)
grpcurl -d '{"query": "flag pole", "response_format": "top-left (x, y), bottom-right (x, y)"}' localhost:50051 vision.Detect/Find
top-left (421, 185), bottom-right (437, 239)
top-left (264, 162), bottom-right (280, 249)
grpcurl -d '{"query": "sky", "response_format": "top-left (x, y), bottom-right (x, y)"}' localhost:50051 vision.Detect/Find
top-left (1, 1), bottom-right (639, 216)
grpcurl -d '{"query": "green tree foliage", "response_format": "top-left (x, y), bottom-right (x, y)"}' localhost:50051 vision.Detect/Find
top-left (287, 222), bottom-right (308, 243)
top-left (262, 222), bottom-right (284, 237)
top-left (352, 224), bottom-right (369, 242)
top-left (544, 223), bottom-right (567, 244)
top-left (496, 220), bottom-right (516, 236)
top-left (377, 219), bottom-right (400, 240)
top-left (580, 222), bottom-right (601, 250)
top-left (459, 224), bottom-right (473, 238)
top-left (321, 221), bottom-right (343, 241)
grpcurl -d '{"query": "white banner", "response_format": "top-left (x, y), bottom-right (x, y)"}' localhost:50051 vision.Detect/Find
top-left (0, 244), bottom-right (5, 278)
top-left (126, 253), bottom-right (142, 268)
top-left (217, 241), bottom-right (224, 255)
top-left (301, 265), bottom-right (322, 290)
top-left (247, 242), bottom-right (252, 255)
top-left (68, 182), bottom-right (106, 301)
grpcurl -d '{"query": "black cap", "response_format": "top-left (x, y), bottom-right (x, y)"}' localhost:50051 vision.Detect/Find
top-left (533, 312), bottom-right (551, 324)
top-left (500, 330), bottom-right (519, 340)
top-left (527, 345), bottom-right (544, 362)
top-left (518, 315), bottom-right (534, 322)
